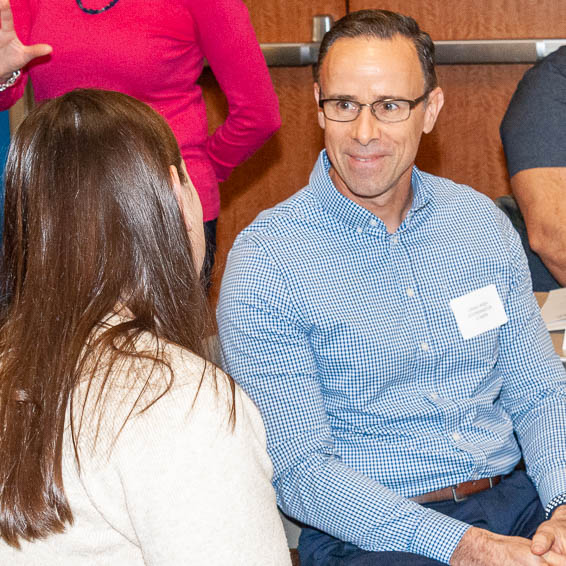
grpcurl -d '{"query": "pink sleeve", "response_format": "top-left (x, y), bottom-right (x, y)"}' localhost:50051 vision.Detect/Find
top-left (0, 0), bottom-right (31, 111)
top-left (190, 0), bottom-right (281, 183)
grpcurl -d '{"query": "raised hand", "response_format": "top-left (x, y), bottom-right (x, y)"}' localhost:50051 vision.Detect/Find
top-left (0, 0), bottom-right (51, 81)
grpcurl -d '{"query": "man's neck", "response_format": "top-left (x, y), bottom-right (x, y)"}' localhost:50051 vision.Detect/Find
top-left (330, 170), bottom-right (414, 233)
top-left (366, 186), bottom-right (413, 234)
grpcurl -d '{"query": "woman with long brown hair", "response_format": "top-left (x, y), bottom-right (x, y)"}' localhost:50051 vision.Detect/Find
top-left (0, 88), bottom-right (290, 565)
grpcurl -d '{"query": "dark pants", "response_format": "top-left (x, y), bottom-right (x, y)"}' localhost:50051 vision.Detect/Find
top-left (202, 218), bottom-right (217, 290)
top-left (495, 195), bottom-right (560, 292)
top-left (298, 470), bottom-right (545, 566)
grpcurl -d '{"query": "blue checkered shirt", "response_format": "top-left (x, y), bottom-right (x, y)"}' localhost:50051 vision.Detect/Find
top-left (217, 151), bottom-right (566, 564)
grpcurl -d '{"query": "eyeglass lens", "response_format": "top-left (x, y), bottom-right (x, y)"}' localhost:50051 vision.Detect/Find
top-left (323, 99), bottom-right (412, 123)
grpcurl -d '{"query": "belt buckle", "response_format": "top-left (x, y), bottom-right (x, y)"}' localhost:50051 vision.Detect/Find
top-left (451, 485), bottom-right (468, 502)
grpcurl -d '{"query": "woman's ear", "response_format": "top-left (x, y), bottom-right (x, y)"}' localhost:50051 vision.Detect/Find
top-left (169, 163), bottom-right (206, 271)
top-left (170, 164), bottom-right (181, 188)
top-left (170, 165), bottom-right (192, 232)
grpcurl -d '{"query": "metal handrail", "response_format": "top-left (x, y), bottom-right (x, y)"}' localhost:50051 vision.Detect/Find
top-left (260, 39), bottom-right (566, 67)
top-left (435, 39), bottom-right (566, 64)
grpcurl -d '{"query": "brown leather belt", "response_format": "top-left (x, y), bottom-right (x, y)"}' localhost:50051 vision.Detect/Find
top-left (410, 476), bottom-right (502, 504)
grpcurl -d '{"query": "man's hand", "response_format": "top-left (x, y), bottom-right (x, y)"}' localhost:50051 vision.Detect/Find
top-left (0, 0), bottom-right (51, 81)
top-left (532, 506), bottom-right (566, 557)
top-left (450, 526), bottom-right (566, 565)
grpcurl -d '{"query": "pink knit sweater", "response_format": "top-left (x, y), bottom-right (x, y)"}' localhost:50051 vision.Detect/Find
top-left (1, 0), bottom-right (281, 221)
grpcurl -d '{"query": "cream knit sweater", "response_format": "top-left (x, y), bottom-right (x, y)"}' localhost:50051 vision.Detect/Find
top-left (0, 327), bottom-right (291, 565)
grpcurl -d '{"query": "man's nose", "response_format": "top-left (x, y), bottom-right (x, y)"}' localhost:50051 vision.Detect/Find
top-left (352, 105), bottom-right (383, 146)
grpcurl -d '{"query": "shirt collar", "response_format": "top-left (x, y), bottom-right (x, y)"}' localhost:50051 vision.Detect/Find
top-left (310, 150), bottom-right (432, 233)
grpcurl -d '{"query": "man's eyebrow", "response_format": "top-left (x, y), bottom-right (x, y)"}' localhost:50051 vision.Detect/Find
top-left (373, 94), bottom-right (402, 101)
top-left (323, 94), bottom-right (404, 101)
top-left (322, 94), bottom-right (358, 100)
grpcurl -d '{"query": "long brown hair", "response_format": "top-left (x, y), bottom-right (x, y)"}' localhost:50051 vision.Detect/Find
top-left (0, 89), bottom-right (224, 547)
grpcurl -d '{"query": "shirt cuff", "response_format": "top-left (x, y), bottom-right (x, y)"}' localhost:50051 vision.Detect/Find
top-left (545, 493), bottom-right (566, 519)
top-left (537, 466), bottom-right (566, 509)
top-left (409, 508), bottom-right (471, 564)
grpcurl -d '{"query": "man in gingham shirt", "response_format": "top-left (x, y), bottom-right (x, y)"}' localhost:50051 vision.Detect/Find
top-left (218, 9), bottom-right (566, 566)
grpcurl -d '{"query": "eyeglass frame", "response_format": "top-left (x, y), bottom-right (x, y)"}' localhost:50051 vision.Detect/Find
top-left (318, 90), bottom-right (431, 123)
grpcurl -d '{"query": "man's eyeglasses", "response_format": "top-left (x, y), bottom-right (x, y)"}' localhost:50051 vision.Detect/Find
top-left (318, 91), bottom-right (430, 123)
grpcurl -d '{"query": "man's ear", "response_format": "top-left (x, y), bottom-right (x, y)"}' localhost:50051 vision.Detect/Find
top-left (314, 83), bottom-right (325, 130)
top-left (422, 86), bottom-right (444, 134)
top-left (169, 165), bottom-right (192, 232)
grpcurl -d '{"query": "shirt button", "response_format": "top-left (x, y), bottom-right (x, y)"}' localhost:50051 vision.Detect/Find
top-left (420, 342), bottom-right (429, 351)
top-left (430, 392), bottom-right (439, 400)
top-left (356, 227), bottom-right (363, 234)
top-left (452, 432), bottom-right (462, 441)
top-left (370, 219), bottom-right (377, 227)
top-left (391, 235), bottom-right (399, 244)
top-left (407, 288), bottom-right (415, 297)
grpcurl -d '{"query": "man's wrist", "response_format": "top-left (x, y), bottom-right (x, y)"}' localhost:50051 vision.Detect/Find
top-left (450, 527), bottom-right (492, 566)
top-left (545, 493), bottom-right (566, 520)
top-left (409, 507), bottom-right (470, 564)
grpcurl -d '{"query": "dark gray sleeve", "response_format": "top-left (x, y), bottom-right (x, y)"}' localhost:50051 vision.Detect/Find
top-left (500, 46), bottom-right (566, 177)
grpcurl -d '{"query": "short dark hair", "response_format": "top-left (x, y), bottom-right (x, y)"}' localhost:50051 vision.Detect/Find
top-left (315, 9), bottom-right (437, 93)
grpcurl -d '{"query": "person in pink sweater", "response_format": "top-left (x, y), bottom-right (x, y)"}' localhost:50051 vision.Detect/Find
top-left (0, 0), bottom-right (281, 280)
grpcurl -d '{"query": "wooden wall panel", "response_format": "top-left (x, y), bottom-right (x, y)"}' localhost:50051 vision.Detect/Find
top-left (242, 0), bottom-right (344, 42)
top-left (8, 82), bottom-right (35, 135)
top-left (416, 64), bottom-right (529, 200)
top-left (203, 66), bottom-right (323, 259)
top-left (350, 0), bottom-right (566, 39)
top-left (204, 67), bottom-right (325, 303)
top-left (205, 0), bottom-right (346, 302)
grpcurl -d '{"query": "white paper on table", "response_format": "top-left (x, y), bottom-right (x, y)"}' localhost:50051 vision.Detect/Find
top-left (541, 288), bottom-right (566, 331)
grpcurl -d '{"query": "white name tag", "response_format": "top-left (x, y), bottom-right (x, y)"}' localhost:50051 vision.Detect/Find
top-left (449, 284), bottom-right (508, 340)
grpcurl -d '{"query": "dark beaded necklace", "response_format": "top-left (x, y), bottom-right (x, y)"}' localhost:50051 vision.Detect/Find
top-left (76, 0), bottom-right (120, 14)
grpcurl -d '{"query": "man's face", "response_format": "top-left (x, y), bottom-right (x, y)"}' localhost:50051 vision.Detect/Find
top-left (315, 35), bottom-right (443, 211)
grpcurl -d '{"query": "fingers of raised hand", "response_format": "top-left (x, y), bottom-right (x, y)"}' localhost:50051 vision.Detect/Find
top-left (23, 42), bottom-right (52, 60)
top-left (0, 0), bottom-right (15, 35)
